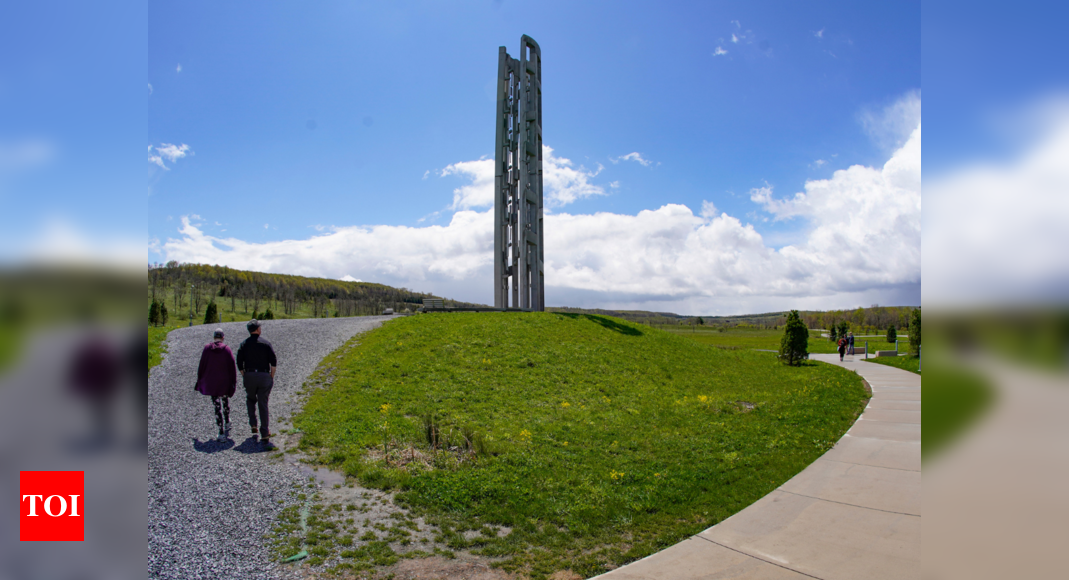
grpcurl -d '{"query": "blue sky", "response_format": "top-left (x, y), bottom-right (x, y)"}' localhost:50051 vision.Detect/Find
top-left (146, 1), bottom-right (922, 314)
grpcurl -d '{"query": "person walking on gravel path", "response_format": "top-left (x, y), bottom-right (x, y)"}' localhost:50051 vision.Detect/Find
top-left (195, 328), bottom-right (237, 442)
top-left (236, 319), bottom-right (277, 448)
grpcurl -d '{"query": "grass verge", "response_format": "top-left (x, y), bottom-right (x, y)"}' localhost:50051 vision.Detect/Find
top-left (864, 354), bottom-right (921, 374)
top-left (921, 363), bottom-right (994, 461)
top-left (294, 312), bottom-right (869, 577)
top-left (149, 324), bottom-right (181, 373)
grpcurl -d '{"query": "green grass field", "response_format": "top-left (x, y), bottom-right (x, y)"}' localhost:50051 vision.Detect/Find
top-left (293, 312), bottom-right (869, 577)
top-left (664, 326), bottom-right (900, 355)
top-left (864, 354), bottom-right (921, 374)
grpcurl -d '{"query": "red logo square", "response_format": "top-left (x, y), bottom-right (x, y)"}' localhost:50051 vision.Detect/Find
top-left (19, 471), bottom-right (84, 541)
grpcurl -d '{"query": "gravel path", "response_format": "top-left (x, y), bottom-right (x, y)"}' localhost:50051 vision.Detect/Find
top-left (148, 317), bottom-right (391, 579)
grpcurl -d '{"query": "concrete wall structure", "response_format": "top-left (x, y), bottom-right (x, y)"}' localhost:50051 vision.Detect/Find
top-left (493, 35), bottom-right (544, 311)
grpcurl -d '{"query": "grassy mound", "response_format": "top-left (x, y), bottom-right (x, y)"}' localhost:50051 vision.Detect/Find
top-left (295, 312), bottom-right (868, 576)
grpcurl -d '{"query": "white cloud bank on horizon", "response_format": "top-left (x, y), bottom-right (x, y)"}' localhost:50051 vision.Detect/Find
top-left (923, 96), bottom-right (1069, 307)
top-left (160, 121), bottom-right (922, 314)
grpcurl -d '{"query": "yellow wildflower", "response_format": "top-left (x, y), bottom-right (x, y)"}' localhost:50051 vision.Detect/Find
top-left (561, 401), bottom-right (570, 408)
top-left (379, 403), bottom-right (391, 414)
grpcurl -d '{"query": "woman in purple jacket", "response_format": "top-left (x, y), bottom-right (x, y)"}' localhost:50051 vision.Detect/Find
top-left (195, 328), bottom-right (238, 441)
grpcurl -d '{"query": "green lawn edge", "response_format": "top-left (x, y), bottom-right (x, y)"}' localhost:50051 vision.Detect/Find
top-left (291, 312), bottom-right (870, 577)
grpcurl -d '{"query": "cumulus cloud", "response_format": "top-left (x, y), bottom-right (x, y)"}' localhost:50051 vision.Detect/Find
top-left (815, 29), bottom-right (825, 39)
top-left (924, 97), bottom-right (1069, 306)
top-left (440, 145), bottom-right (605, 210)
top-left (440, 158), bottom-right (494, 209)
top-left (148, 143), bottom-right (193, 170)
top-left (161, 109), bottom-right (922, 313)
top-left (611, 152), bottom-right (653, 167)
top-left (714, 46), bottom-right (729, 56)
top-left (859, 90), bottom-right (921, 152)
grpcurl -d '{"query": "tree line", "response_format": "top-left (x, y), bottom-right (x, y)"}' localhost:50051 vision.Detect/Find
top-left (147, 262), bottom-right (481, 325)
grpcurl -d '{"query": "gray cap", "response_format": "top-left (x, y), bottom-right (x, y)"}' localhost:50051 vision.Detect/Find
top-left (247, 319), bottom-right (261, 332)
top-left (213, 328), bottom-right (225, 339)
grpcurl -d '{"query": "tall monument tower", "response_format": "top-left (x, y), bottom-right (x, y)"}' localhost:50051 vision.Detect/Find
top-left (493, 35), bottom-right (544, 311)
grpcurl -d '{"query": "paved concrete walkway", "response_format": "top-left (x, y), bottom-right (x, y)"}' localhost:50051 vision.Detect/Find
top-left (595, 353), bottom-right (920, 580)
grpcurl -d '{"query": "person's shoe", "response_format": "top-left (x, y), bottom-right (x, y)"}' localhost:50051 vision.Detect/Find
top-left (217, 432), bottom-right (227, 442)
top-left (224, 421), bottom-right (231, 433)
top-left (251, 425), bottom-right (258, 436)
top-left (261, 438), bottom-right (276, 450)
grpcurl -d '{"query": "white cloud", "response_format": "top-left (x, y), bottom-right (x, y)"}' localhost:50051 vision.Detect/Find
top-left (815, 29), bottom-right (825, 39)
top-left (440, 145), bottom-right (605, 210)
top-left (4, 216), bottom-right (144, 268)
top-left (160, 96), bottom-right (925, 313)
top-left (148, 143), bottom-right (193, 170)
top-left (714, 46), bottom-right (729, 56)
top-left (161, 120), bottom-right (920, 313)
top-left (731, 34), bottom-right (739, 44)
top-left (422, 170), bottom-right (430, 180)
top-left (732, 20), bottom-right (741, 29)
top-left (924, 97), bottom-right (1069, 306)
top-left (440, 158), bottom-right (494, 210)
top-left (148, 83), bottom-right (153, 95)
top-left (859, 90), bottom-right (921, 152)
top-left (700, 200), bottom-right (718, 219)
top-left (340, 275), bottom-right (362, 282)
top-left (609, 181), bottom-right (620, 189)
top-left (611, 152), bottom-right (653, 167)
top-left (176, 64), bottom-right (182, 73)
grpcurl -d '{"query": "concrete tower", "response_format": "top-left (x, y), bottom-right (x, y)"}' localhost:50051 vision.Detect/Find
top-left (493, 35), bottom-right (543, 311)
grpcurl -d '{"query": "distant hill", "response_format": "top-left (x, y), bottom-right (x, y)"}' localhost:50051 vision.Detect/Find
top-left (548, 305), bottom-right (918, 334)
top-left (148, 262), bottom-right (485, 321)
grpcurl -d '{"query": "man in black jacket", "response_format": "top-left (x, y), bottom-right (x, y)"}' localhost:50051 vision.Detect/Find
top-left (236, 319), bottom-right (277, 448)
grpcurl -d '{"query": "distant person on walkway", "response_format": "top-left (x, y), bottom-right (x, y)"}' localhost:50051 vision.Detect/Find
top-left (236, 319), bottom-right (277, 448)
top-left (848, 332), bottom-right (855, 355)
top-left (195, 328), bottom-right (237, 442)
top-left (68, 331), bottom-right (122, 448)
top-left (837, 336), bottom-right (847, 361)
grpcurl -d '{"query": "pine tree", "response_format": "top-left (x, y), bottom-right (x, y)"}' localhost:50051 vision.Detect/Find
top-left (908, 308), bottom-right (921, 356)
top-left (886, 325), bottom-right (897, 343)
top-left (160, 302), bottom-right (169, 326)
top-left (203, 301), bottom-right (219, 325)
top-left (779, 310), bottom-right (809, 366)
top-left (149, 300), bottom-right (160, 326)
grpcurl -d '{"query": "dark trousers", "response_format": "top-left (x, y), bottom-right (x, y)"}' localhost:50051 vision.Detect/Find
top-left (243, 372), bottom-right (273, 437)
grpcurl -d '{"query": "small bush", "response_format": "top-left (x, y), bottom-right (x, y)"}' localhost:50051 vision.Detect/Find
top-left (148, 300), bottom-right (161, 326)
top-left (203, 301), bottom-right (219, 325)
top-left (886, 325), bottom-right (897, 343)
